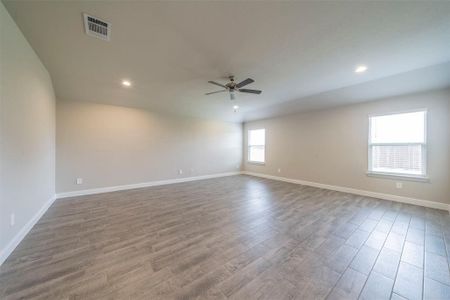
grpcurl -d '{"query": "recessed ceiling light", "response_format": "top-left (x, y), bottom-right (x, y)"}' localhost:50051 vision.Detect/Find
top-left (121, 80), bottom-right (132, 87)
top-left (355, 65), bottom-right (368, 73)
top-left (233, 105), bottom-right (239, 112)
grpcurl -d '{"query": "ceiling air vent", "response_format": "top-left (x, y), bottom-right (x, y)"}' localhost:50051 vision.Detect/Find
top-left (83, 13), bottom-right (111, 41)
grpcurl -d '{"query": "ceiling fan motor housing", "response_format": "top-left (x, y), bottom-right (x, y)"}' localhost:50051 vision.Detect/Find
top-left (227, 76), bottom-right (236, 90)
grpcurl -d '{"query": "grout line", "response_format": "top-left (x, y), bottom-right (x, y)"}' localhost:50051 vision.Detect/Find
top-left (444, 228), bottom-right (450, 290)
top-left (422, 218), bottom-right (427, 300)
top-left (357, 208), bottom-right (401, 299)
top-left (423, 217), bottom-right (450, 289)
top-left (390, 211), bottom-right (415, 300)
top-left (325, 201), bottom-right (392, 299)
top-left (294, 193), bottom-right (369, 298)
top-left (438, 214), bottom-right (450, 288)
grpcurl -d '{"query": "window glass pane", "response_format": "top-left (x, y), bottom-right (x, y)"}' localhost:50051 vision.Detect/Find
top-left (249, 129), bottom-right (265, 146)
top-left (249, 145), bottom-right (265, 163)
top-left (371, 144), bottom-right (423, 175)
top-left (370, 111), bottom-right (425, 143)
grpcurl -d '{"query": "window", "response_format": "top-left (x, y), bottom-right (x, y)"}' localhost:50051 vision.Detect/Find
top-left (248, 129), bottom-right (265, 163)
top-left (368, 110), bottom-right (427, 179)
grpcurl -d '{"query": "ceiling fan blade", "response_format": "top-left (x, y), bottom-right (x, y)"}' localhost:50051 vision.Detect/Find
top-left (205, 90), bottom-right (227, 95)
top-left (208, 81), bottom-right (227, 89)
top-left (235, 78), bottom-right (254, 88)
top-left (239, 88), bottom-right (262, 94)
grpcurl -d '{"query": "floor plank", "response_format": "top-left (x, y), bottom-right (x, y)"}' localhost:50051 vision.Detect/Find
top-left (0, 175), bottom-right (449, 299)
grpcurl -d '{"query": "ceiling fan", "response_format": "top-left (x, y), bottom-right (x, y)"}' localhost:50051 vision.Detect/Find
top-left (206, 76), bottom-right (262, 100)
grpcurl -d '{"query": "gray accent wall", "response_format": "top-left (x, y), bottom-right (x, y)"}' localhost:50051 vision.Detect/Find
top-left (0, 2), bottom-right (56, 258)
top-left (55, 101), bottom-right (243, 193)
top-left (244, 89), bottom-right (450, 205)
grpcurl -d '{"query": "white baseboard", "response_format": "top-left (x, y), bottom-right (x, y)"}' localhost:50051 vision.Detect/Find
top-left (0, 195), bottom-right (57, 266)
top-left (2, 170), bottom-right (446, 267)
top-left (0, 171), bottom-right (241, 267)
top-left (56, 171), bottom-right (242, 199)
top-left (243, 171), bottom-right (450, 213)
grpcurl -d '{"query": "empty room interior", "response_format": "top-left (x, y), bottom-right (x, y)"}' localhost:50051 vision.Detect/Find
top-left (1, 1), bottom-right (450, 299)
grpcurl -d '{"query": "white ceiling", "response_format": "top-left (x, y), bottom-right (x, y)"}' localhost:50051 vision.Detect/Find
top-left (4, 1), bottom-right (450, 122)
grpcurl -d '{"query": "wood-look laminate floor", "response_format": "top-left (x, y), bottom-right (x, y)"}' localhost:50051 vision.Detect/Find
top-left (1, 175), bottom-right (450, 300)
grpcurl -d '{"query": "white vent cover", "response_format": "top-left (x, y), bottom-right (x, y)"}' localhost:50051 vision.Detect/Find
top-left (83, 13), bottom-right (111, 41)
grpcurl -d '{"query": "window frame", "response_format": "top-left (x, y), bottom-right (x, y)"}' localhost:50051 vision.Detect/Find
top-left (367, 109), bottom-right (429, 182)
top-left (247, 128), bottom-right (266, 165)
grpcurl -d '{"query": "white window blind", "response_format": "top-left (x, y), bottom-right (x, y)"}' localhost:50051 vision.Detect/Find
top-left (368, 110), bottom-right (427, 177)
top-left (248, 129), bottom-right (265, 163)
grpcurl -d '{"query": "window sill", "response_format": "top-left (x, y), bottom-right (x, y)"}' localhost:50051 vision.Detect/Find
top-left (366, 171), bottom-right (430, 182)
top-left (247, 161), bottom-right (265, 166)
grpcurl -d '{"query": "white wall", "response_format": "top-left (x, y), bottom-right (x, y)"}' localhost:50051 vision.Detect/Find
top-left (56, 101), bottom-right (242, 194)
top-left (0, 2), bottom-right (56, 263)
top-left (244, 89), bottom-right (450, 206)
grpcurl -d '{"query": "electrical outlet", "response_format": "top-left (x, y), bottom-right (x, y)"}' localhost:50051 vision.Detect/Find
top-left (178, 169), bottom-right (183, 175)
top-left (277, 168), bottom-right (281, 173)
top-left (10, 213), bottom-right (15, 227)
top-left (396, 182), bottom-right (403, 189)
top-left (76, 178), bottom-right (83, 185)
